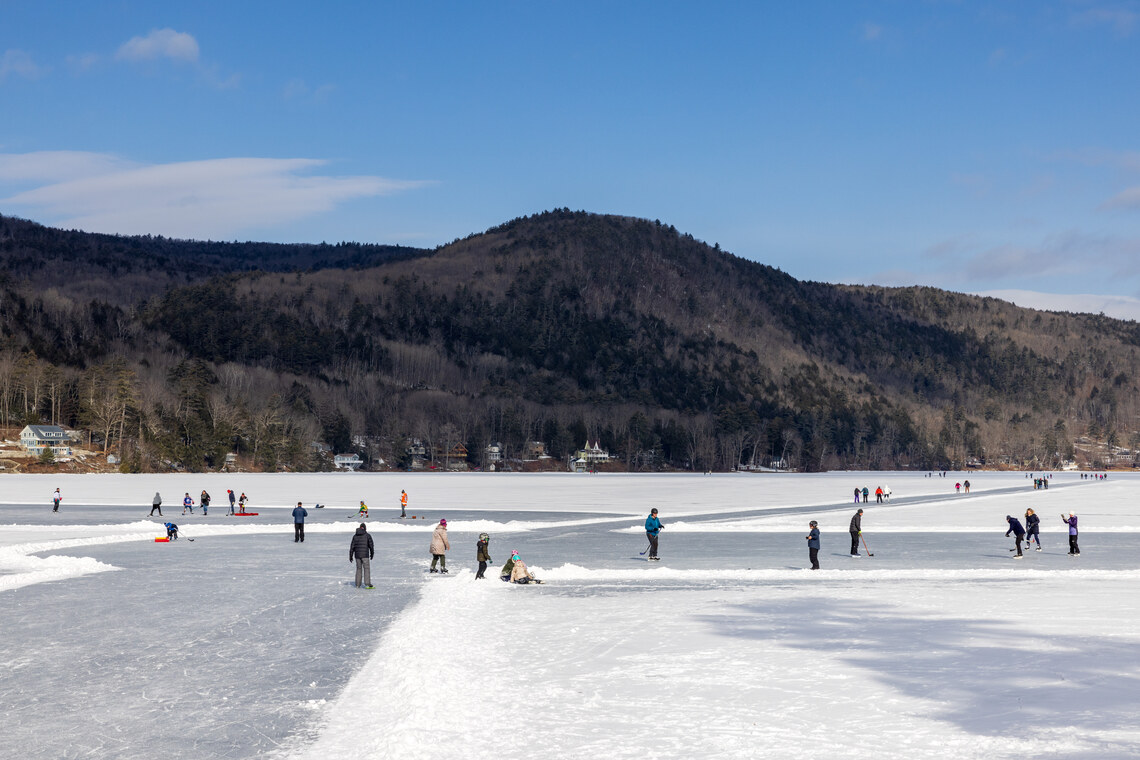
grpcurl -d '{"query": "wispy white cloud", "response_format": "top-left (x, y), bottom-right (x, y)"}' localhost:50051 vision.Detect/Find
top-left (1, 49), bottom-right (46, 81)
top-left (862, 22), bottom-right (883, 41)
top-left (116, 28), bottom-right (200, 63)
top-left (1071, 5), bottom-right (1139, 36)
top-left (976, 289), bottom-right (1140, 322)
top-left (0, 151), bottom-right (432, 240)
top-left (283, 79), bottom-right (336, 102)
top-left (1102, 185), bottom-right (1140, 210)
top-left (66, 52), bottom-right (102, 72)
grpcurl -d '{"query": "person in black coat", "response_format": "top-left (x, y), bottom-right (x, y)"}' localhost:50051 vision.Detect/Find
top-left (1006, 515), bottom-right (1026, 558)
top-left (1024, 508), bottom-right (1041, 551)
top-left (849, 508), bottom-right (863, 556)
top-left (349, 523), bottom-right (375, 588)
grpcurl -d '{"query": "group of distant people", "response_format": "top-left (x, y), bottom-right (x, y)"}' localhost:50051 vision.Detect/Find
top-left (853, 486), bottom-right (891, 503)
top-left (147, 489), bottom-right (248, 517)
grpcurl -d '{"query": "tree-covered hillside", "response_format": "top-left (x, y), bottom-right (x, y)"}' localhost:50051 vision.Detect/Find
top-left (2, 209), bottom-right (1137, 472)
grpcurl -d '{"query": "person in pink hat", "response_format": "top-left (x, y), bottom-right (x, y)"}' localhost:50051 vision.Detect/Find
top-left (430, 518), bottom-right (451, 573)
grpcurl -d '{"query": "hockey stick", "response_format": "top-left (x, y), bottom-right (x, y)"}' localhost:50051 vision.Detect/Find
top-left (860, 533), bottom-right (874, 557)
top-left (639, 543), bottom-right (651, 556)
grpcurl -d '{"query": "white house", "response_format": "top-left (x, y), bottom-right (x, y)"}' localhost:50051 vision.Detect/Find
top-left (334, 453), bottom-right (364, 471)
top-left (485, 442), bottom-right (503, 463)
top-left (20, 425), bottom-right (72, 457)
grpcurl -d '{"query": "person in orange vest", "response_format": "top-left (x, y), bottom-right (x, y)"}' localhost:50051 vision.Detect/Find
top-left (400, 489), bottom-right (408, 519)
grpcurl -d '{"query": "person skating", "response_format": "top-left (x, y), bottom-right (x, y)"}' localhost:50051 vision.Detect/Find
top-left (400, 489), bottom-right (408, 519)
top-left (150, 492), bottom-right (163, 516)
top-left (806, 520), bottom-right (821, 570)
top-left (164, 522), bottom-right (179, 540)
top-left (1025, 508), bottom-right (1041, 551)
top-left (356, 501), bottom-right (369, 519)
top-left (292, 502), bottom-right (308, 543)
top-left (475, 532), bottom-right (491, 579)
top-left (52, 488), bottom-right (61, 512)
top-left (349, 523), bottom-right (374, 588)
top-left (883, 484), bottom-right (892, 502)
top-left (430, 518), bottom-right (450, 573)
top-left (964, 479), bottom-right (971, 494)
top-left (849, 508), bottom-right (863, 556)
top-left (200, 490), bottom-right (211, 516)
top-left (645, 508), bottom-right (663, 560)
top-left (875, 486), bottom-right (883, 503)
top-left (853, 487), bottom-right (860, 504)
top-left (861, 487), bottom-right (869, 503)
top-left (1063, 511), bottom-right (1080, 555)
top-left (227, 489), bottom-right (236, 515)
top-left (1006, 515), bottom-right (1026, 558)
top-left (182, 493), bottom-right (195, 515)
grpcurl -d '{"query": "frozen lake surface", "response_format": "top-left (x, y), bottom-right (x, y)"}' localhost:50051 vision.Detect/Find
top-left (2, 471), bottom-right (1137, 758)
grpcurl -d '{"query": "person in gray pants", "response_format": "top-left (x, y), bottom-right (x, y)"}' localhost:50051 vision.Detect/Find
top-left (349, 523), bottom-right (374, 588)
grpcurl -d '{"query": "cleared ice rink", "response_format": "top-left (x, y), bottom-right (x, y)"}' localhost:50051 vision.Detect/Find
top-left (2, 471), bottom-right (1137, 759)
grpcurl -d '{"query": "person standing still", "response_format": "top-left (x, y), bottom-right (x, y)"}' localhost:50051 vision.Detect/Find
top-left (475, 532), bottom-right (491, 579)
top-left (227, 489), bottom-right (236, 515)
top-left (645, 508), bottom-right (663, 561)
top-left (349, 523), bottom-right (374, 588)
top-left (806, 521), bottom-right (821, 570)
top-left (400, 489), bottom-right (408, 519)
top-left (849, 508), bottom-right (863, 557)
top-left (292, 502), bottom-right (308, 543)
top-left (52, 488), bottom-right (61, 512)
top-left (430, 519), bottom-right (450, 573)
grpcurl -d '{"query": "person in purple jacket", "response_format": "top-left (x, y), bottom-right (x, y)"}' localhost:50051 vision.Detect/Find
top-left (1063, 511), bottom-right (1080, 556)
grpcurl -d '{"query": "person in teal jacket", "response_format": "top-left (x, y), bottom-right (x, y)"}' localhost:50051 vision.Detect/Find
top-left (645, 508), bottom-right (663, 561)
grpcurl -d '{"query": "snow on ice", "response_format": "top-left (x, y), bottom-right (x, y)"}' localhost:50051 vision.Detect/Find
top-left (2, 471), bottom-right (1139, 759)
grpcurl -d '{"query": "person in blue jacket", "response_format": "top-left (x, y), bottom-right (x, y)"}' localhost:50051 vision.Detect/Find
top-left (292, 502), bottom-right (308, 543)
top-left (806, 520), bottom-right (820, 569)
top-left (1006, 515), bottom-right (1026, 558)
top-left (164, 522), bottom-right (179, 540)
top-left (645, 508), bottom-right (663, 561)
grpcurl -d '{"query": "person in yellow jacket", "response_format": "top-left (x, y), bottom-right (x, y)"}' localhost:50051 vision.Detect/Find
top-left (356, 500), bottom-right (369, 519)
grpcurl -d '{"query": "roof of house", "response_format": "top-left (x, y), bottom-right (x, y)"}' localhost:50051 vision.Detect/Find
top-left (22, 425), bottom-right (67, 438)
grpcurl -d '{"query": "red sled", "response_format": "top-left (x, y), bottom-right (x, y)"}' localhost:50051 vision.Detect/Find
top-left (154, 537), bottom-right (169, 542)
top-left (234, 512), bottom-right (259, 516)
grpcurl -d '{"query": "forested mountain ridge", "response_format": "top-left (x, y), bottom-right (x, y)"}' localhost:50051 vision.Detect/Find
top-left (2, 209), bottom-right (1137, 473)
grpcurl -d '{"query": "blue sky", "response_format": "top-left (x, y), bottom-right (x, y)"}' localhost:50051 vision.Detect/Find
top-left (3, 2), bottom-right (1140, 315)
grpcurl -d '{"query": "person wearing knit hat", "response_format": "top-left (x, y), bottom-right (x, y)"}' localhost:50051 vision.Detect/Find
top-left (430, 518), bottom-right (451, 573)
top-left (806, 521), bottom-right (820, 570)
top-left (1063, 511), bottom-right (1080, 556)
top-left (645, 508), bottom-right (663, 561)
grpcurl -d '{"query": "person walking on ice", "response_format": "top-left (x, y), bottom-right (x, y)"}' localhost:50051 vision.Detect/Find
top-left (806, 520), bottom-right (821, 570)
top-left (400, 489), bottom-right (408, 519)
top-left (1025, 508), bottom-right (1041, 551)
top-left (292, 502), bottom-right (308, 543)
top-left (430, 519), bottom-right (450, 573)
top-left (849, 508), bottom-right (863, 557)
top-left (349, 523), bottom-right (374, 588)
top-left (645, 508), bottom-right (663, 560)
top-left (150, 492), bottom-right (163, 516)
top-left (1006, 515), bottom-right (1026, 558)
top-left (52, 488), bottom-right (61, 512)
top-left (1063, 511), bottom-right (1080, 556)
top-left (200, 490), bottom-right (211, 515)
